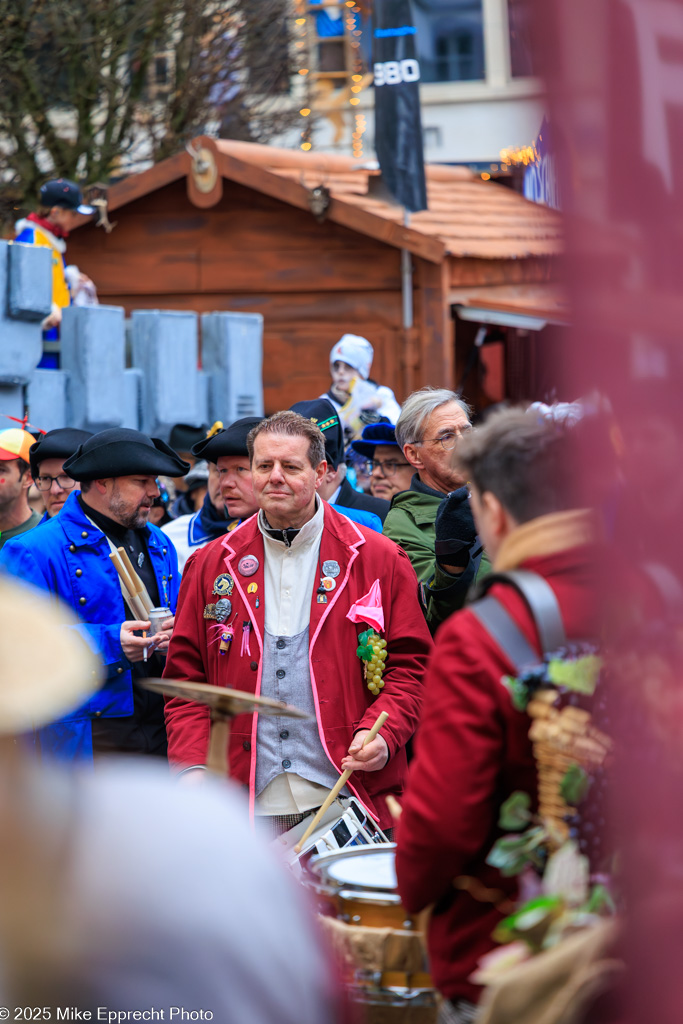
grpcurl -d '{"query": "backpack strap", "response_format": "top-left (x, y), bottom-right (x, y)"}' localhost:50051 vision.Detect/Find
top-left (468, 596), bottom-right (542, 676)
top-left (467, 569), bottom-right (567, 676)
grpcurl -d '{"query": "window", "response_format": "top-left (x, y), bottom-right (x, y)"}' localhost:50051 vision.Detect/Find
top-left (413, 0), bottom-right (485, 83)
top-left (423, 125), bottom-right (443, 148)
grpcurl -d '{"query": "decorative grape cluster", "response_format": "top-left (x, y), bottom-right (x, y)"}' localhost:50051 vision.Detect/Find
top-left (356, 628), bottom-right (387, 695)
top-left (503, 643), bottom-right (602, 713)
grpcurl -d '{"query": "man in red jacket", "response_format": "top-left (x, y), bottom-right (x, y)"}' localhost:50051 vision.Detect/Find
top-left (395, 407), bottom-right (601, 1020)
top-left (164, 410), bottom-right (432, 834)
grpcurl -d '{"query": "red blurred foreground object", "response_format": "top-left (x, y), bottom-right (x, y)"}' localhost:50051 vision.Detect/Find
top-left (536, 2), bottom-right (683, 1023)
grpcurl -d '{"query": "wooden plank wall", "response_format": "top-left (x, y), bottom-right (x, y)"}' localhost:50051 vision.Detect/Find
top-left (67, 179), bottom-right (438, 414)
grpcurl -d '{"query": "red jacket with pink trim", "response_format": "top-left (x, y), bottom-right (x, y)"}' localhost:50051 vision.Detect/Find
top-left (163, 503), bottom-right (433, 828)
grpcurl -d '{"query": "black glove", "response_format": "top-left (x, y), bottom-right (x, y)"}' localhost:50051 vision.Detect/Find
top-left (434, 486), bottom-right (477, 568)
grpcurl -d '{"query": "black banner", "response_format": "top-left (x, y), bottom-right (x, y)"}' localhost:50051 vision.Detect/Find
top-left (372, 0), bottom-right (428, 213)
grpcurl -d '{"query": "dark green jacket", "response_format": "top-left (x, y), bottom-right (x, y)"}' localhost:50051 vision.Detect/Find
top-left (383, 478), bottom-right (490, 633)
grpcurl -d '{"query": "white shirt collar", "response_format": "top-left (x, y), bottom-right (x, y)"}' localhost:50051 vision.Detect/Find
top-left (257, 495), bottom-right (325, 549)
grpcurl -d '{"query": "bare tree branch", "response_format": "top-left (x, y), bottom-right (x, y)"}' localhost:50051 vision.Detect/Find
top-left (0, 0), bottom-right (302, 226)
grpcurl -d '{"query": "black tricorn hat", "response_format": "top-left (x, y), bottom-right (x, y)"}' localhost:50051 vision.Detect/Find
top-left (29, 428), bottom-right (94, 480)
top-left (290, 398), bottom-right (343, 469)
top-left (63, 428), bottom-right (190, 482)
top-left (192, 417), bottom-right (263, 463)
top-left (169, 422), bottom-right (208, 453)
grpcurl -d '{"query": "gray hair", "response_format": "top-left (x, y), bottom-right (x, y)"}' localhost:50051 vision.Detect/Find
top-left (395, 387), bottom-right (472, 449)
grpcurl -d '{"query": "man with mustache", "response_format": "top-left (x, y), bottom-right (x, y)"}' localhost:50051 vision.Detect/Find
top-left (163, 417), bottom-right (263, 573)
top-left (0, 427), bottom-right (189, 761)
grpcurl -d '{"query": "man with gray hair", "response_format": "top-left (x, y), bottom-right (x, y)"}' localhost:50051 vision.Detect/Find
top-left (383, 387), bottom-right (489, 632)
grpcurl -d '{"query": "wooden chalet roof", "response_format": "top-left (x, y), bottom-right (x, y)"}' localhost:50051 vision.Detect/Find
top-left (103, 136), bottom-right (563, 266)
top-left (450, 283), bottom-right (570, 325)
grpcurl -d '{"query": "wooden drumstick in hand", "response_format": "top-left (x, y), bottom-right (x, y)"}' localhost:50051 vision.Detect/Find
top-left (294, 711), bottom-right (389, 854)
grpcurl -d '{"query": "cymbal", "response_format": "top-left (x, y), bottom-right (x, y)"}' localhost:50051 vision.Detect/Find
top-left (141, 678), bottom-right (311, 719)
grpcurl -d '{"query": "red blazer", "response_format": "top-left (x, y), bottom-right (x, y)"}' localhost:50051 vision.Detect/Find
top-left (395, 546), bottom-right (600, 1003)
top-left (164, 503), bottom-right (433, 829)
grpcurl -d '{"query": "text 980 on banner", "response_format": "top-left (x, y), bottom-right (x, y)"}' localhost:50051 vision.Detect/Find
top-left (373, 59), bottom-right (420, 85)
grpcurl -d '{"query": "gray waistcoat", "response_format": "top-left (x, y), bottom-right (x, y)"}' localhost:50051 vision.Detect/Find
top-left (255, 628), bottom-right (340, 798)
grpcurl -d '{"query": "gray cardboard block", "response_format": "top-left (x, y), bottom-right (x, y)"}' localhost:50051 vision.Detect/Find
top-left (0, 319), bottom-right (44, 384)
top-left (122, 369), bottom-right (143, 430)
top-left (131, 310), bottom-right (200, 435)
top-left (61, 305), bottom-right (126, 430)
top-left (201, 312), bottom-right (264, 425)
top-left (0, 241), bottom-right (8, 317)
top-left (196, 370), bottom-right (210, 430)
top-left (8, 243), bottom-right (53, 321)
top-left (0, 384), bottom-right (25, 422)
top-left (26, 370), bottom-right (69, 433)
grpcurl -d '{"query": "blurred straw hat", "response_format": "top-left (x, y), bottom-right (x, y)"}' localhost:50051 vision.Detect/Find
top-left (0, 578), bottom-right (101, 733)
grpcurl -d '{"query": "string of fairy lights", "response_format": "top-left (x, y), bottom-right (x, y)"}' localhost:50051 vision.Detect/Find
top-left (500, 141), bottom-right (541, 168)
top-left (293, 0), bottom-right (368, 157)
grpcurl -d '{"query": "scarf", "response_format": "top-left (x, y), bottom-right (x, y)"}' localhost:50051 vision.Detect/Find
top-left (26, 211), bottom-right (69, 239)
top-left (493, 509), bottom-right (600, 572)
top-left (191, 493), bottom-right (232, 544)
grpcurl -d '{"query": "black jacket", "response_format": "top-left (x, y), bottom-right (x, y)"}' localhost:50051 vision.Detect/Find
top-left (336, 478), bottom-right (391, 525)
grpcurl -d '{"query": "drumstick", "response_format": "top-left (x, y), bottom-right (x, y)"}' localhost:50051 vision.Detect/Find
top-left (109, 552), bottom-right (148, 620)
top-left (294, 711), bottom-right (389, 854)
top-left (109, 550), bottom-right (141, 612)
top-left (117, 547), bottom-right (154, 614)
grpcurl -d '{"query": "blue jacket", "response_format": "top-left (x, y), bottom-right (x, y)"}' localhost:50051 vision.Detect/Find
top-left (331, 502), bottom-right (382, 533)
top-left (0, 492), bottom-right (179, 760)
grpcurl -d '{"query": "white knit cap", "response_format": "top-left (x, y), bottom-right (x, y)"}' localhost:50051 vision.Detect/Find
top-left (329, 334), bottom-right (374, 380)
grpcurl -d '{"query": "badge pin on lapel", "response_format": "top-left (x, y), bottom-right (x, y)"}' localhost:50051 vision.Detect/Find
top-left (214, 598), bottom-right (232, 622)
top-left (238, 555), bottom-right (259, 577)
top-left (219, 626), bottom-right (234, 655)
top-left (322, 560), bottom-right (340, 579)
top-left (213, 573), bottom-right (235, 597)
top-left (247, 582), bottom-right (258, 594)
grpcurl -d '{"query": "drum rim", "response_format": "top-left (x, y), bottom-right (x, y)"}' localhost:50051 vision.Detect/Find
top-left (309, 842), bottom-right (398, 893)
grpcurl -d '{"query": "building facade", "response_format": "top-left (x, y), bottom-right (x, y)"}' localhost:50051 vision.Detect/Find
top-left (280, 0), bottom-right (544, 168)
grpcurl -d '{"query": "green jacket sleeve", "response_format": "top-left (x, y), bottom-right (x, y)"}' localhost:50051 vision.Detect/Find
top-left (382, 504), bottom-right (438, 584)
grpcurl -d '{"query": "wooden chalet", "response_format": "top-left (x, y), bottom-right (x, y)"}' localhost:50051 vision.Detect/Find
top-left (67, 137), bottom-right (565, 413)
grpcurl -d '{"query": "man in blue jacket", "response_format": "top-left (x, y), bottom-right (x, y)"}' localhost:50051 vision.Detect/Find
top-left (0, 428), bottom-right (189, 762)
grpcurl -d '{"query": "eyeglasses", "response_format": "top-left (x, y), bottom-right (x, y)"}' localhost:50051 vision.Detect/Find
top-left (410, 425), bottom-right (473, 452)
top-left (365, 459), bottom-right (411, 478)
top-left (35, 474), bottom-right (76, 492)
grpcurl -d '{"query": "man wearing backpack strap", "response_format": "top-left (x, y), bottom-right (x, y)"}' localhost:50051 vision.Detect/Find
top-left (395, 406), bottom-right (602, 1020)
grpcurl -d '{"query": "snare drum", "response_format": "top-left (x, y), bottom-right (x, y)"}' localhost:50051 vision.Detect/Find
top-left (306, 846), bottom-right (437, 1023)
top-left (307, 844), bottom-right (414, 930)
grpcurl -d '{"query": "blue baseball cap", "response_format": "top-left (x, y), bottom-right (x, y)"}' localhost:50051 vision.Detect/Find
top-left (350, 423), bottom-right (402, 460)
top-left (40, 178), bottom-right (94, 215)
